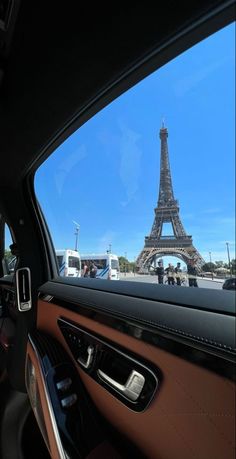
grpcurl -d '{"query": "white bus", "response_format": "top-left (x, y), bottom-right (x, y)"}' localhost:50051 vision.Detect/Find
top-left (56, 249), bottom-right (81, 277)
top-left (80, 253), bottom-right (120, 280)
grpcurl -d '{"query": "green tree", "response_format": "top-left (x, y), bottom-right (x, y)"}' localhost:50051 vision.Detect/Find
top-left (201, 262), bottom-right (216, 272)
top-left (118, 256), bottom-right (133, 273)
top-left (129, 262), bottom-right (136, 273)
top-left (118, 256), bottom-right (127, 273)
top-left (215, 260), bottom-right (224, 268)
top-left (231, 259), bottom-right (236, 274)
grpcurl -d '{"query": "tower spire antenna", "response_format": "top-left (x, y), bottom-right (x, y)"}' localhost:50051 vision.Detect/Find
top-left (162, 117), bottom-right (165, 128)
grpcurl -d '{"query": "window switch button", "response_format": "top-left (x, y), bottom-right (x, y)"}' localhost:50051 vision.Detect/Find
top-left (61, 393), bottom-right (78, 408)
top-left (56, 377), bottom-right (72, 392)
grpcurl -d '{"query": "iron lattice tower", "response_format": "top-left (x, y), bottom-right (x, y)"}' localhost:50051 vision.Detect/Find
top-left (136, 124), bottom-right (204, 271)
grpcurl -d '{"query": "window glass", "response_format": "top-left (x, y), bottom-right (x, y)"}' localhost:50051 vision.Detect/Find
top-left (111, 259), bottom-right (119, 270)
top-left (82, 259), bottom-right (107, 269)
top-left (56, 255), bottom-right (63, 268)
top-left (94, 259), bottom-right (106, 269)
top-left (3, 224), bottom-right (15, 274)
top-left (35, 23), bottom-right (235, 290)
top-left (69, 256), bottom-right (80, 269)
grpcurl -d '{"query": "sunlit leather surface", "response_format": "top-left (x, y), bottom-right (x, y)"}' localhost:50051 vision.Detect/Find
top-left (37, 299), bottom-right (235, 459)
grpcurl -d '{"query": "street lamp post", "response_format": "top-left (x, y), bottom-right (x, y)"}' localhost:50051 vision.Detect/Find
top-left (226, 242), bottom-right (232, 277)
top-left (73, 221), bottom-right (80, 252)
top-left (74, 227), bottom-right (79, 251)
top-left (209, 251), bottom-right (213, 280)
top-left (107, 244), bottom-right (112, 254)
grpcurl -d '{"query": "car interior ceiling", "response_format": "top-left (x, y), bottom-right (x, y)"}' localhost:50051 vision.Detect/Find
top-left (0, 1), bottom-right (235, 459)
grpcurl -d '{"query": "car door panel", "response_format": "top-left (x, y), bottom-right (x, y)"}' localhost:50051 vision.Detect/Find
top-left (32, 285), bottom-right (236, 459)
top-left (26, 339), bottom-right (61, 459)
top-left (26, 331), bottom-right (121, 459)
top-left (38, 279), bottom-right (236, 357)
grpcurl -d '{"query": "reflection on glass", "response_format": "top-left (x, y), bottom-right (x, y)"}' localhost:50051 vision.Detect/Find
top-left (35, 24), bottom-right (235, 290)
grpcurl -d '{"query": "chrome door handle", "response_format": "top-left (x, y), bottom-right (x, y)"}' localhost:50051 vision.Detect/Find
top-left (97, 369), bottom-right (145, 401)
top-left (77, 345), bottom-right (94, 368)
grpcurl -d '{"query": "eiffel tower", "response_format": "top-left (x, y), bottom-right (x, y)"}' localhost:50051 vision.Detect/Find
top-left (136, 123), bottom-right (204, 271)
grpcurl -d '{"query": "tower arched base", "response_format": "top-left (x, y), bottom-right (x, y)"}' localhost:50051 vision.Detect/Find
top-left (136, 245), bottom-right (204, 272)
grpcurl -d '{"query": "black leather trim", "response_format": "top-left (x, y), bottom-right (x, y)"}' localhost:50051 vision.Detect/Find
top-left (0, 274), bottom-right (15, 287)
top-left (39, 281), bottom-right (236, 361)
top-left (42, 277), bottom-right (236, 315)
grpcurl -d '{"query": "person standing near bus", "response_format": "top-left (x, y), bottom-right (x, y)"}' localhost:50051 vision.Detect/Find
top-left (82, 262), bottom-right (89, 277)
top-left (90, 261), bottom-right (97, 278)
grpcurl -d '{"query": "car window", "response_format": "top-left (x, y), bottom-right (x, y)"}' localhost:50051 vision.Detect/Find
top-left (2, 223), bottom-right (15, 275)
top-left (35, 23), bottom-right (235, 290)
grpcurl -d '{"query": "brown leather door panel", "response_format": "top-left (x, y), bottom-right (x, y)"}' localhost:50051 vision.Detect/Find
top-left (35, 298), bottom-right (235, 459)
top-left (26, 330), bottom-right (123, 459)
top-left (26, 339), bottom-right (62, 459)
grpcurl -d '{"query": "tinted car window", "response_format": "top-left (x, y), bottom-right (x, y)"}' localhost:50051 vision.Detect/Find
top-left (35, 23), bottom-right (235, 290)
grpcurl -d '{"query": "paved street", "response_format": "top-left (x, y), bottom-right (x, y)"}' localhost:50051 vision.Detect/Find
top-left (119, 273), bottom-right (224, 289)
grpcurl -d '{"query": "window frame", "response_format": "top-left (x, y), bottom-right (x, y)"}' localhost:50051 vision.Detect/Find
top-left (28, 6), bottom-right (235, 286)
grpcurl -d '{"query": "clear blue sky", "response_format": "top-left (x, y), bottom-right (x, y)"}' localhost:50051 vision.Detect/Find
top-left (33, 22), bottom-right (235, 265)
